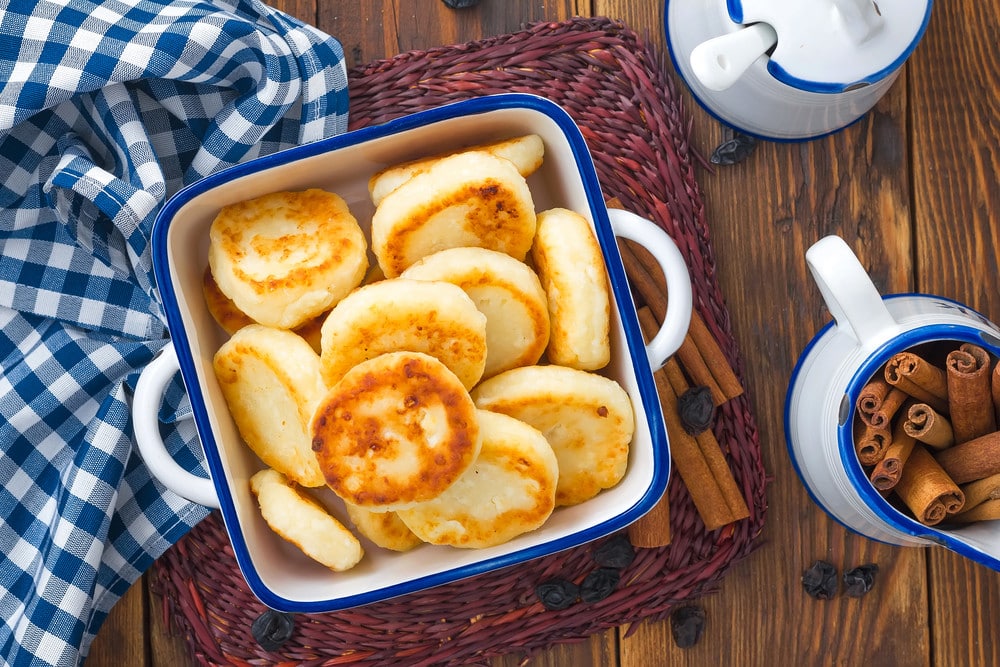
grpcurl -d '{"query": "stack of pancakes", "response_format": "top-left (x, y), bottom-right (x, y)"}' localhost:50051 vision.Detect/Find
top-left (205, 135), bottom-right (636, 569)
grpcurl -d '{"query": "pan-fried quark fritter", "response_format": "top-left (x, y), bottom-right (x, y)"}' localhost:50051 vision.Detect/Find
top-left (472, 364), bottom-right (634, 507)
top-left (530, 207), bottom-right (611, 371)
top-left (397, 409), bottom-right (558, 549)
top-left (368, 134), bottom-right (545, 207)
top-left (311, 351), bottom-right (482, 512)
top-left (400, 246), bottom-right (550, 379)
top-left (213, 324), bottom-right (326, 487)
top-left (249, 469), bottom-right (363, 571)
top-left (208, 188), bottom-right (368, 329)
top-left (318, 277), bottom-right (487, 390)
top-left (371, 151), bottom-right (536, 278)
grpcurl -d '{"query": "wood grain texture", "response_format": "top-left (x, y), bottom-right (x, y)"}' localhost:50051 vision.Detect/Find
top-left (911, 3), bottom-right (1000, 667)
top-left (87, 1), bottom-right (1000, 665)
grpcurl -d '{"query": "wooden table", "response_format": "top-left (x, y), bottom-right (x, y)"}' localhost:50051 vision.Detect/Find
top-left (88, 1), bottom-right (1000, 665)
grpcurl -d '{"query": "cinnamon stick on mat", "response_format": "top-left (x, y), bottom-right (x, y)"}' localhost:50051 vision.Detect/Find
top-left (894, 445), bottom-right (965, 526)
top-left (853, 419), bottom-right (892, 467)
top-left (637, 307), bottom-right (747, 532)
top-left (903, 403), bottom-right (954, 450)
top-left (618, 240), bottom-right (743, 406)
top-left (935, 431), bottom-right (1000, 484)
top-left (992, 364), bottom-right (1000, 425)
top-left (946, 343), bottom-right (997, 444)
top-left (870, 418), bottom-right (917, 491)
top-left (884, 351), bottom-right (950, 414)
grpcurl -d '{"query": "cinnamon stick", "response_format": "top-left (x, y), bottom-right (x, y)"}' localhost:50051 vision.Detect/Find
top-left (853, 419), bottom-right (892, 467)
top-left (627, 486), bottom-right (672, 548)
top-left (619, 240), bottom-right (742, 405)
top-left (950, 499), bottom-right (1000, 523)
top-left (935, 431), bottom-right (1000, 484)
top-left (637, 307), bottom-right (747, 531)
top-left (959, 472), bottom-right (1000, 511)
top-left (869, 418), bottom-right (917, 491)
top-left (884, 351), bottom-right (950, 414)
top-left (662, 357), bottom-right (750, 524)
top-left (992, 363), bottom-right (1000, 425)
top-left (894, 445), bottom-right (965, 525)
top-left (857, 378), bottom-right (891, 427)
top-left (902, 403), bottom-right (954, 450)
top-left (946, 343), bottom-right (997, 444)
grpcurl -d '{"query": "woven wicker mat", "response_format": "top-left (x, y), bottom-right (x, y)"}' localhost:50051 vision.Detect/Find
top-left (152, 16), bottom-right (768, 666)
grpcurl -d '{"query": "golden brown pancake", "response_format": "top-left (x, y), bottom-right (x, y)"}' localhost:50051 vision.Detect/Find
top-left (249, 469), bottom-right (363, 571)
top-left (213, 324), bottom-right (326, 487)
top-left (311, 351), bottom-right (482, 511)
top-left (371, 151), bottom-right (537, 278)
top-left (397, 409), bottom-right (558, 548)
top-left (400, 246), bottom-right (550, 379)
top-left (472, 364), bottom-right (634, 506)
top-left (530, 207), bottom-right (611, 370)
top-left (208, 188), bottom-right (368, 329)
top-left (318, 277), bottom-right (487, 390)
top-left (368, 134), bottom-right (545, 207)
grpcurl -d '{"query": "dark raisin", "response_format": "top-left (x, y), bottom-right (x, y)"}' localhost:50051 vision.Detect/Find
top-left (579, 567), bottom-right (621, 603)
top-left (592, 533), bottom-right (636, 569)
top-left (670, 605), bottom-right (706, 648)
top-left (843, 564), bottom-right (879, 597)
top-left (441, 0), bottom-right (481, 8)
top-left (710, 132), bottom-right (757, 165)
top-left (250, 610), bottom-right (295, 652)
top-left (677, 385), bottom-right (715, 435)
top-left (535, 578), bottom-right (579, 610)
top-left (802, 560), bottom-right (839, 600)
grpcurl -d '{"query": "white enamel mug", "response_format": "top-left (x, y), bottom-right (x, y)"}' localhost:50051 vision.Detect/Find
top-left (785, 235), bottom-right (1000, 570)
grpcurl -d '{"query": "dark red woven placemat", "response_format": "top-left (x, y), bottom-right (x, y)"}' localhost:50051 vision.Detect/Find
top-left (152, 16), bottom-right (768, 666)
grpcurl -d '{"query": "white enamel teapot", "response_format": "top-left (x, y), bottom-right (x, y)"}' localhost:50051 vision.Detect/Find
top-left (664, 0), bottom-right (932, 140)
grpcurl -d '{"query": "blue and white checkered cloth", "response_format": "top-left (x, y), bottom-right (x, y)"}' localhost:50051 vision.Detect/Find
top-left (0, 1), bottom-right (349, 664)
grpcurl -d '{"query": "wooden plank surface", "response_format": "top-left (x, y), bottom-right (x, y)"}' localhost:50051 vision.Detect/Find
top-left (86, 1), bottom-right (1000, 665)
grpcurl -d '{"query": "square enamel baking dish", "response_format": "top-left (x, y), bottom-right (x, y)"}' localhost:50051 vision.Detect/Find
top-left (135, 93), bottom-right (692, 612)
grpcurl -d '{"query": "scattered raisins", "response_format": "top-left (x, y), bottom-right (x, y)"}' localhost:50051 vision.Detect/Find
top-left (843, 564), bottom-right (879, 597)
top-left (802, 560), bottom-right (839, 600)
top-left (580, 567), bottom-right (621, 603)
top-left (592, 533), bottom-right (636, 569)
top-left (535, 578), bottom-right (579, 610)
top-left (670, 605), bottom-right (706, 648)
top-left (710, 132), bottom-right (757, 165)
top-left (251, 610), bottom-right (295, 652)
top-left (677, 385), bottom-right (715, 435)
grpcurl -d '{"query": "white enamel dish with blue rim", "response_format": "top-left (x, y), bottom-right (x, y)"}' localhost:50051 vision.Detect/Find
top-left (138, 93), bottom-right (685, 612)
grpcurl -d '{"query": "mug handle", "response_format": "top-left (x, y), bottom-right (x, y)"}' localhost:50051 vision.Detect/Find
top-left (133, 342), bottom-right (221, 508)
top-left (608, 208), bottom-right (693, 370)
top-left (805, 235), bottom-right (898, 351)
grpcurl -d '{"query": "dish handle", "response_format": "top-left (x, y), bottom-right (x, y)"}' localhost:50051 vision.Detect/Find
top-left (133, 342), bottom-right (221, 508)
top-left (608, 208), bottom-right (693, 370)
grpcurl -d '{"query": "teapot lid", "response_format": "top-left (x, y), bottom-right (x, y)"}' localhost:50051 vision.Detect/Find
top-left (729, 0), bottom-right (932, 92)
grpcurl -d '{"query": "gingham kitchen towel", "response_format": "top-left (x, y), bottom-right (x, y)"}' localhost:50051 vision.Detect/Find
top-left (0, 1), bottom-right (349, 664)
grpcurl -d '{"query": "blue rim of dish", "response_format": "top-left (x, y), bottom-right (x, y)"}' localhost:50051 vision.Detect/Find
top-left (726, 0), bottom-right (933, 93)
top-left (151, 92), bottom-right (671, 612)
top-left (785, 293), bottom-right (1000, 569)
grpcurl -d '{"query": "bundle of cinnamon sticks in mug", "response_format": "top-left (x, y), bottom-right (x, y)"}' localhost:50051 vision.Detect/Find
top-left (854, 341), bottom-right (1000, 526)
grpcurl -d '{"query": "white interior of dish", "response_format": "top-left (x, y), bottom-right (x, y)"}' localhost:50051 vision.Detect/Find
top-left (160, 101), bottom-right (661, 607)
